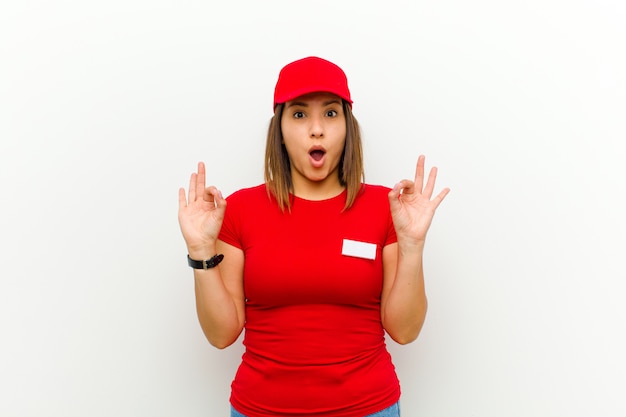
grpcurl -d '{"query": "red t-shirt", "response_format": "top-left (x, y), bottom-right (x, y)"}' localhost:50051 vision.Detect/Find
top-left (219, 184), bottom-right (400, 417)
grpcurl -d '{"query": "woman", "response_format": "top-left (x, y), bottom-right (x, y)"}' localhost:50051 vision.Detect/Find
top-left (178, 56), bottom-right (449, 417)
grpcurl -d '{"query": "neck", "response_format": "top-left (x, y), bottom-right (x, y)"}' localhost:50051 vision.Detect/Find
top-left (292, 177), bottom-right (345, 201)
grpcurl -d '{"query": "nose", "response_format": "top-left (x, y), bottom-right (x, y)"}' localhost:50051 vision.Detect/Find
top-left (309, 114), bottom-right (324, 138)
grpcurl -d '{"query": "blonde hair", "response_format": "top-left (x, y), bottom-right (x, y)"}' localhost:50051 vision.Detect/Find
top-left (264, 101), bottom-right (364, 211)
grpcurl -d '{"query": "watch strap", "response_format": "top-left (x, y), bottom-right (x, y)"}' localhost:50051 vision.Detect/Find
top-left (187, 254), bottom-right (224, 269)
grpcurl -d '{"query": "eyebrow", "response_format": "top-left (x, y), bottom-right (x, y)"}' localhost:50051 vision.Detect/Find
top-left (286, 99), bottom-right (342, 109)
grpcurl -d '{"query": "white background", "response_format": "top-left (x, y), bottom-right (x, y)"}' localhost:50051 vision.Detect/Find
top-left (1, 1), bottom-right (625, 416)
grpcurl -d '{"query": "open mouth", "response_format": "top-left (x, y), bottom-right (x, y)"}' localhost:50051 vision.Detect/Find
top-left (309, 149), bottom-right (326, 162)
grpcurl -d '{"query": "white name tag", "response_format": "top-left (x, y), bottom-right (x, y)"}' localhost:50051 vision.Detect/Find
top-left (342, 239), bottom-right (377, 260)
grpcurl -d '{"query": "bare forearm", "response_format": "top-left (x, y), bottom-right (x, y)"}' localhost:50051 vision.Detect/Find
top-left (190, 245), bottom-right (244, 349)
top-left (178, 164), bottom-right (245, 349)
top-left (384, 155), bottom-right (448, 343)
top-left (382, 242), bottom-right (428, 344)
top-left (194, 270), bottom-right (243, 349)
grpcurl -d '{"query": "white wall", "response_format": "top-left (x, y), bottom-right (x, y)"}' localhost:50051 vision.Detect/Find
top-left (1, 1), bottom-right (625, 416)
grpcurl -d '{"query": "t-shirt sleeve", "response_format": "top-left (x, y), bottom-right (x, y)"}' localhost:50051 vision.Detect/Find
top-left (385, 212), bottom-right (397, 246)
top-left (384, 202), bottom-right (398, 247)
top-left (218, 192), bottom-right (244, 249)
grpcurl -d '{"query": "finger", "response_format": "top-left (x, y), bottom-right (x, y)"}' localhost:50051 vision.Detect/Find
top-left (214, 189), bottom-right (227, 215)
top-left (203, 186), bottom-right (218, 205)
top-left (196, 162), bottom-right (206, 201)
top-left (188, 173), bottom-right (198, 202)
top-left (204, 187), bottom-right (228, 219)
top-left (178, 187), bottom-right (187, 210)
top-left (388, 180), bottom-right (413, 211)
top-left (392, 180), bottom-right (415, 197)
top-left (413, 155), bottom-right (425, 193)
top-left (431, 187), bottom-right (451, 210)
top-left (388, 185), bottom-right (401, 212)
top-left (422, 167), bottom-right (438, 199)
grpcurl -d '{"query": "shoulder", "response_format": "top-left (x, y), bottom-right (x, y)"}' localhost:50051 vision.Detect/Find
top-left (224, 184), bottom-right (280, 216)
top-left (361, 183), bottom-right (392, 195)
top-left (226, 184), bottom-right (269, 203)
top-left (346, 183), bottom-right (392, 214)
top-left (358, 183), bottom-right (392, 203)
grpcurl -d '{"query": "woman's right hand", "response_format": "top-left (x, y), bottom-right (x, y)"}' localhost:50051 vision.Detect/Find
top-left (178, 162), bottom-right (227, 258)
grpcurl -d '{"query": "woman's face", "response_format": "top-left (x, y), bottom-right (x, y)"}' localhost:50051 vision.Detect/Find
top-left (281, 92), bottom-right (347, 197)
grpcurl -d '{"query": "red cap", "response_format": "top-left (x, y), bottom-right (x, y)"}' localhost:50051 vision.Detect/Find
top-left (273, 56), bottom-right (352, 111)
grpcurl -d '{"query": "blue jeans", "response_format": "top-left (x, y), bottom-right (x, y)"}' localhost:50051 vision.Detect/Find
top-left (365, 401), bottom-right (401, 417)
top-left (230, 401), bottom-right (400, 416)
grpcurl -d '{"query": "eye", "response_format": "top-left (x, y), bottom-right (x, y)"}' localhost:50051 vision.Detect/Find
top-left (293, 111), bottom-right (305, 119)
top-left (325, 109), bottom-right (338, 117)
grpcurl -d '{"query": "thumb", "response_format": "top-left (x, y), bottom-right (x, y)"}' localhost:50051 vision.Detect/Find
top-left (215, 189), bottom-right (227, 210)
top-left (213, 189), bottom-right (227, 220)
top-left (202, 187), bottom-right (228, 221)
top-left (388, 182), bottom-right (403, 213)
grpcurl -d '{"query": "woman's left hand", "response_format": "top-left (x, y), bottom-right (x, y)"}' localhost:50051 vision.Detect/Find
top-left (388, 155), bottom-right (450, 246)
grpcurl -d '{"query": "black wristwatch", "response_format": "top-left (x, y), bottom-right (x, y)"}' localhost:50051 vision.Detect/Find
top-left (187, 254), bottom-right (224, 269)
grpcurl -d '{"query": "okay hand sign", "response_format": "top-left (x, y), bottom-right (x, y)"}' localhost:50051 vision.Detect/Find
top-left (388, 155), bottom-right (450, 246)
top-left (178, 162), bottom-right (227, 256)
